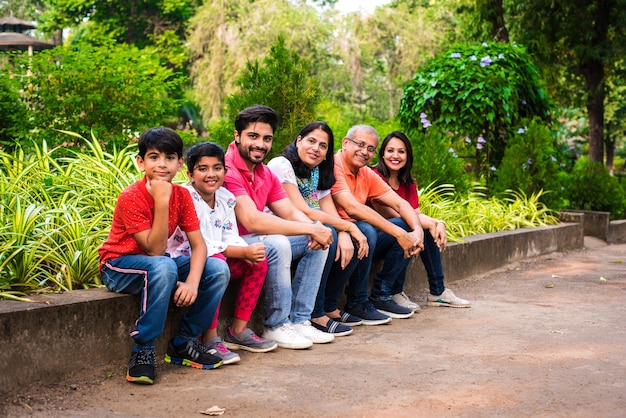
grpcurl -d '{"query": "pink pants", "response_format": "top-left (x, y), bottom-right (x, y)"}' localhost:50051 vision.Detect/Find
top-left (209, 257), bottom-right (268, 330)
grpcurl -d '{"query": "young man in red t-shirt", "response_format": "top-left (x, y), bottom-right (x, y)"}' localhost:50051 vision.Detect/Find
top-left (99, 127), bottom-right (229, 385)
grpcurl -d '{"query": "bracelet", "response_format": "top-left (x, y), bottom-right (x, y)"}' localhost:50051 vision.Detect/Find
top-left (435, 220), bottom-right (446, 228)
top-left (342, 224), bottom-right (352, 233)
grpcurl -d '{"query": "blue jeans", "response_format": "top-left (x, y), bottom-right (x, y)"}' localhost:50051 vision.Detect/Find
top-left (243, 234), bottom-right (328, 328)
top-left (320, 221), bottom-right (377, 311)
top-left (369, 218), bottom-right (414, 301)
top-left (415, 230), bottom-right (446, 296)
top-left (101, 254), bottom-right (230, 349)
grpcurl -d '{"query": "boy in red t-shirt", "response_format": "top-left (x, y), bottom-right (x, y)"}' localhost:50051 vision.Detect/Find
top-left (98, 127), bottom-right (229, 385)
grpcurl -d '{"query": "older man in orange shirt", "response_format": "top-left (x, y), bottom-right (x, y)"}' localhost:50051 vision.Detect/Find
top-left (325, 125), bottom-right (424, 324)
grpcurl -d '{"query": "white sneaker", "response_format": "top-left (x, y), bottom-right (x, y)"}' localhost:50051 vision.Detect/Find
top-left (262, 323), bottom-right (313, 349)
top-left (427, 288), bottom-right (471, 308)
top-left (293, 321), bottom-right (335, 344)
top-left (391, 291), bottom-right (421, 311)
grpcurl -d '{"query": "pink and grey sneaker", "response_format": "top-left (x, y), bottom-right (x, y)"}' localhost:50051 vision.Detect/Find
top-left (203, 337), bottom-right (240, 365)
top-left (224, 327), bottom-right (278, 353)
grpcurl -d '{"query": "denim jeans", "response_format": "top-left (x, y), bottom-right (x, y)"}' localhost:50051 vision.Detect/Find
top-left (101, 254), bottom-right (230, 349)
top-left (415, 230), bottom-right (446, 296)
top-left (320, 221), bottom-right (377, 311)
top-left (242, 234), bottom-right (328, 328)
top-left (369, 217), bottom-right (414, 301)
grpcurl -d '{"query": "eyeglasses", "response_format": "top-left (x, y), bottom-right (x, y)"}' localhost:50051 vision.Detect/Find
top-left (347, 137), bottom-right (377, 153)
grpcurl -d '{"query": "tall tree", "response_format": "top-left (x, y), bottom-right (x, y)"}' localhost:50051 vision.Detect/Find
top-left (503, 0), bottom-right (626, 167)
top-left (187, 0), bottom-right (332, 122)
top-left (328, 0), bottom-right (463, 120)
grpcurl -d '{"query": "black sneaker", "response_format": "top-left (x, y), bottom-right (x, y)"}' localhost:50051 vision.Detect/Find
top-left (345, 301), bottom-right (392, 325)
top-left (370, 298), bottom-right (414, 319)
top-left (164, 338), bottom-right (223, 370)
top-left (127, 348), bottom-right (156, 385)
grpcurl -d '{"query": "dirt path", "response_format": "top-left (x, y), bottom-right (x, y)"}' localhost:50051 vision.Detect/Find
top-left (3, 238), bottom-right (626, 417)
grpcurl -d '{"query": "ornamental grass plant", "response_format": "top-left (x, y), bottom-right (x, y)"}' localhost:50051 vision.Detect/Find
top-left (0, 138), bottom-right (559, 300)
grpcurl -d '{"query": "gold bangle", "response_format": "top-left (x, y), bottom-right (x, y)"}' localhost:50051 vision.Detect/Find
top-left (343, 224), bottom-right (352, 233)
top-left (435, 220), bottom-right (446, 228)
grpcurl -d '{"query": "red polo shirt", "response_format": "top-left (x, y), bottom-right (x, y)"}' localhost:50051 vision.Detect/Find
top-left (223, 141), bottom-right (287, 235)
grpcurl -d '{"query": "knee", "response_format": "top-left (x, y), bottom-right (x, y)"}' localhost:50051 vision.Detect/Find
top-left (263, 234), bottom-right (292, 262)
top-left (150, 256), bottom-right (178, 279)
top-left (204, 257), bottom-right (230, 285)
top-left (357, 222), bottom-right (377, 245)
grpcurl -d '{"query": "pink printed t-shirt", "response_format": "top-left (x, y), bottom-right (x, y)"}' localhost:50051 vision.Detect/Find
top-left (223, 141), bottom-right (287, 235)
top-left (98, 176), bottom-right (200, 266)
top-left (371, 167), bottom-right (420, 210)
top-left (330, 149), bottom-right (393, 221)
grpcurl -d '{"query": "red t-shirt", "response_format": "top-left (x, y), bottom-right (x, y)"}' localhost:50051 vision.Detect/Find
top-left (370, 167), bottom-right (420, 209)
top-left (98, 176), bottom-right (200, 266)
top-left (223, 141), bottom-right (287, 235)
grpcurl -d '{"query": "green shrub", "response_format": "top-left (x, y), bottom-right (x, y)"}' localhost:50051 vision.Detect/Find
top-left (491, 117), bottom-right (564, 209)
top-left (408, 126), bottom-right (472, 193)
top-left (0, 71), bottom-right (28, 149)
top-left (399, 41), bottom-right (551, 186)
top-left (565, 157), bottom-right (626, 219)
top-left (6, 42), bottom-right (184, 151)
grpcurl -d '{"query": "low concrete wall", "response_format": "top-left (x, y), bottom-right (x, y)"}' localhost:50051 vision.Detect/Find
top-left (608, 220), bottom-right (626, 244)
top-left (560, 210), bottom-right (610, 240)
top-left (0, 222), bottom-right (584, 398)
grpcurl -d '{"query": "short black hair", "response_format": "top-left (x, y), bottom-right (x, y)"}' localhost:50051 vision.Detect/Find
top-left (374, 131), bottom-right (415, 185)
top-left (281, 121), bottom-right (336, 190)
top-left (234, 105), bottom-right (279, 135)
top-left (137, 127), bottom-right (183, 159)
top-left (186, 142), bottom-right (226, 173)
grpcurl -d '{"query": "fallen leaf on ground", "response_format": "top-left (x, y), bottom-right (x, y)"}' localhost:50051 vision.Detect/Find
top-left (199, 406), bottom-right (226, 416)
top-left (599, 277), bottom-right (607, 283)
top-left (545, 284), bottom-right (554, 288)
top-left (551, 274), bottom-right (563, 279)
top-left (610, 260), bottom-right (622, 263)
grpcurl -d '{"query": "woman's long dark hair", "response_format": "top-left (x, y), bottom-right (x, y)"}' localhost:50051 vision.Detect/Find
top-left (281, 122), bottom-right (336, 190)
top-left (373, 131), bottom-right (415, 185)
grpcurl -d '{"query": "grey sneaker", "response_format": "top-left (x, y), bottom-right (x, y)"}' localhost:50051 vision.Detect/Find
top-left (427, 288), bottom-right (471, 308)
top-left (203, 337), bottom-right (240, 365)
top-left (225, 327), bottom-right (278, 353)
top-left (392, 291), bottom-right (421, 311)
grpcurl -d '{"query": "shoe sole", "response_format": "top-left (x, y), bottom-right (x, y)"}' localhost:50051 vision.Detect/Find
top-left (270, 340), bottom-right (313, 350)
top-left (360, 317), bottom-right (392, 326)
top-left (163, 355), bottom-right (223, 369)
top-left (126, 374), bottom-right (154, 385)
top-left (224, 341), bottom-right (278, 353)
top-left (427, 301), bottom-right (471, 308)
top-left (375, 309), bottom-right (414, 319)
top-left (221, 355), bottom-right (241, 365)
top-left (330, 319), bottom-right (363, 326)
top-left (303, 335), bottom-right (335, 344)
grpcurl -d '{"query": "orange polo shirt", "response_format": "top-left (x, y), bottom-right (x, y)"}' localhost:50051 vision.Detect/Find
top-left (331, 149), bottom-right (393, 221)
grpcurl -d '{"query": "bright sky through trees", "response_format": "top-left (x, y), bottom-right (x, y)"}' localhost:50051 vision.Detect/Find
top-left (334, 0), bottom-right (391, 14)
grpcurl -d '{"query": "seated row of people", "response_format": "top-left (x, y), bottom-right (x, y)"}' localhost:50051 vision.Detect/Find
top-left (98, 105), bottom-right (469, 385)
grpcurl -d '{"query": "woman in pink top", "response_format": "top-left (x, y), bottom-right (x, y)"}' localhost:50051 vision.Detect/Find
top-left (371, 131), bottom-right (470, 309)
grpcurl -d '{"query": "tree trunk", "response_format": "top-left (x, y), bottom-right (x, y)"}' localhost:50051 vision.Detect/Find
top-left (582, 58), bottom-right (605, 164)
top-left (605, 137), bottom-right (615, 172)
top-left (490, 0), bottom-right (509, 42)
